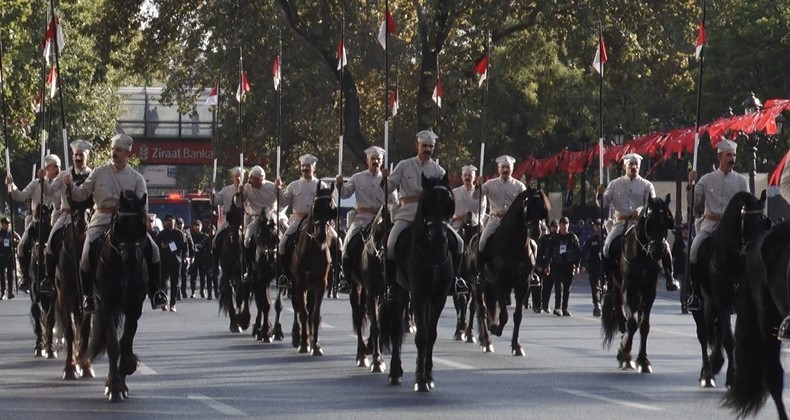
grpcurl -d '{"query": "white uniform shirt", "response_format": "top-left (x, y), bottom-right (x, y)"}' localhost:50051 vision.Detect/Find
top-left (452, 185), bottom-right (486, 226)
top-left (70, 163), bottom-right (148, 214)
top-left (214, 184), bottom-right (239, 213)
top-left (385, 157), bottom-right (446, 222)
top-left (243, 181), bottom-right (278, 218)
top-left (602, 175), bottom-right (656, 220)
top-left (694, 168), bottom-right (749, 234)
top-left (477, 177), bottom-right (525, 218)
top-left (10, 177), bottom-right (60, 219)
top-left (45, 166), bottom-right (93, 210)
top-left (281, 177), bottom-right (327, 222)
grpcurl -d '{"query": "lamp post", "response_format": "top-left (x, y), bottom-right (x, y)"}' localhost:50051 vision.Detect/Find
top-left (612, 124), bottom-right (626, 146)
top-left (579, 135), bottom-right (592, 205)
top-left (741, 92), bottom-right (764, 194)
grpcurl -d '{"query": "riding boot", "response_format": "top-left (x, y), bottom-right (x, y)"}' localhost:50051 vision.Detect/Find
top-left (661, 241), bottom-right (680, 292)
top-left (341, 255), bottom-right (353, 284)
top-left (147, 261), bottom-right (168, 310)
top-left (778, 315), bottom-right (790, 340)
top-left (81, 268), bottom-right (97, 313)
top-left (686, 262), bottom-right (702, 312)
top-left (18, 251), bottom-right (31, 293)
top-left (41, 253), bottom-right (56, 295)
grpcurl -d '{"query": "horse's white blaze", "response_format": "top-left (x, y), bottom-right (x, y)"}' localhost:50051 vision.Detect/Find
top-left (137, 363), bottom-right (157, 375)
top-left (557, 388), bottom-right (664, 411)
top-left (432, 357), bottom-right (475, 370)
top-left (188, 394), bottom-right (246, 416)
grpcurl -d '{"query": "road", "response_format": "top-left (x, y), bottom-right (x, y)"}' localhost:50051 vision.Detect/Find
top-left (0, 279), bottom-right (784, 419)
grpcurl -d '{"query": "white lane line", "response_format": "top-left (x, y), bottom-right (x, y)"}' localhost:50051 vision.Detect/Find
top-left (321, 322), bottom-right (335, 328)
top-left (432, 357), bottom-right (475, 370)
top-left (137, 363), bottom-right (157, 375)
top-left (557, 388), bottom-right (664, 411)
top-left (188, 394), bottom-right (246, 416)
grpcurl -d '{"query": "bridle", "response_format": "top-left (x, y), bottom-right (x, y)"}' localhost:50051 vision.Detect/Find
top-left (738, 203), bottom-right (764, 256)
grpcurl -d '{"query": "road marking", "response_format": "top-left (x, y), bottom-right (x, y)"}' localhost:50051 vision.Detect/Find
top-left (558, 388), bottom-right (664, 411)
top-left (321, 322), bottom-right (335, 328)
top-left (137, 363), bottom-right (157, 375)
top-left (188, 394), bottom-right (246, 416)
top-left (432, 357), bottom-right (475, 370)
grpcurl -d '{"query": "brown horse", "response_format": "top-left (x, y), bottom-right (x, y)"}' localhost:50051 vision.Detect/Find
top-left (290, 183), bottom-right (337, 355)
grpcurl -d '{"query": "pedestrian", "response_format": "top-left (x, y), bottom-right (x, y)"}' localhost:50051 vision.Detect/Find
top-left (544, 217), bottom-right (581, 316)
top-left (539, 219), bottom-right (559, 313)
top-left (175, 217), bottom-right (194, 299)
top-left (580, 219), bottom-right (605, 317)
top-left (156, 214), bottom-right (186, 312)
top-left (190, 220), bottom-right (210, 298)
top-left (0, 218), bottom-right (17, 299)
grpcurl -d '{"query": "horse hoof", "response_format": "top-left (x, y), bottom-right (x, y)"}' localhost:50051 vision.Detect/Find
top-left (104, 385), bottom-right (110, 396)
top-left (108, 391), bottom-right (125, 402)
top-left (63, 368), bottom-right (79, 380)
top-left (312, 347), bottom-right (323, 356)
top-left (414, 381), bottom-right (430, 392)
top-left (481, 344), bottom-right (494, 353)
top-left (34, 348), bottom-right (46, 358)
top-left (639, 363), bottom-right (652, 374)
top-left (699, 378), bottom-right (716, 388)
top-left (466, 335), bottom-right (477, 344)
top-left (512, 347), bottom-right (525, 357)
top-left (262, 336), bottom-right (272, 344)
top-left (230, 325), bottom-right (241, 333)
top-left (622, 361), bottom-right (635, 371)
top-left (453, 331), bottom-right (463, 341)
top-left (428, 380), bottom-right (435, 390)
top-left (371, 362), bottom-right (385, 373)
top-left (81, 367), bottom-right (95, 379)
top-left (388, 375), bottom-right (401, 386)
top-left (298, 345), bottom-right (309, 354)
top-left (47, 351), bottom-right (57, 360)
top-left (356, 357), bottom-right (370, 368)
top-left (273, 326), bottom-right (284, 341)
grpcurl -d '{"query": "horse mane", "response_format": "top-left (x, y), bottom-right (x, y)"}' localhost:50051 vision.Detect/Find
top-left (490, 189), bottom-right (532, 249)
top-left (714, 191), bottom-right (757, 242)
top-left (411, 175), bottom-right (452, 240)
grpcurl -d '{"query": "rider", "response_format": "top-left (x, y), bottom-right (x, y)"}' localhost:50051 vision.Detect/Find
top-left (473, 155), bottom-right (526, 284)
top-left (64, 134), bottom-right (168, 313)
top-left (43, 140), bottom-right (93, 300)
top-left (335, 146), bottom-right (391, 282)
top-left (211, 166), bottom-right (242, 252)
top-left (451, 165), bottom-right (486, 232)
top-left (243, 165), bottom-right (281, 270)
top-left (381, 130), bottom-right (465, 288)
top-left (597, 153), bottom-right (680, 292)
top-left (277, 154), bottom-right (335, 284)
top-left (686, 139), bottom-right (749, 311)
top-left (6, 154), bottom-right (61, 293)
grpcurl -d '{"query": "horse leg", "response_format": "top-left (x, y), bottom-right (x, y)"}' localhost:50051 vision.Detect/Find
top-left (32, 301), bottom-right (46, 357)
top-left (261, 286), bottom-right (273, 343)
top-left (425, 294), bottom-right (447, 390)
top-left (290, 289), bottom-right (300, 349)
top-left (46, 298), bottom-right (58, 359)
top-left (476, 283), bottom-right (493, 352)
top-left (413, 295), bottom-right (429, 392)
top-left (273, 288), bottom-right (284, 341)
top-left (296, 290), bottom-right (310, 353)
top-left (62, 311), bottom-right (79, 380)
top-left (252, 280), bottom-right (264, 340)
top-left (78, 313), bottom-right (95, 378)
top-left (387, 287), bottom-right (406, 386)
top-left (465, 284), bottom-right (477, 344)
top-left (495, 286), bottom-right (509, 337)
top-left (453, 292), bottom-right (466, 341)
top-left (511, 284), bottom-right (527, 357)
top-left (238, 284), bottom-right (251, 331)
top-left (369, 294), bottom-right (386, 373)
top-left (636, 305), bottom-right (653, 373)
top-left (722, 310), bottom-right (736, 388)
top-left (692, 309), bottom-right (715, 387)
top-left (350, 283), bottom-right (368, 367)
top-left (104, 311), bottom-right (124, 402)
top-left (118, 304), bottom-right (142, 400)
top-left (618, 315), bottom-right (638, 370)
top-left (310, 287), bottom-right (324, 356)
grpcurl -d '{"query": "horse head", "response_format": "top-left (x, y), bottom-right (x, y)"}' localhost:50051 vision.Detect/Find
top-left (255, 207), bottom-right (279, 253)
top-left (721, 190), bottom-right (769, 256)
top-left (418, 173), bottom-right (454, 243)
top-left (524, 186), bottom-right (550, 239)
top-left (309, 182), bottom-right (337, 245)
top-left (113, 190), bottom-right (148, 268)
top-left (226, 192), bottom-right (244, 228)
top-left (638, 194), bottom-right (673, 260)
top-left (459, 211), bottom-right (477, 244)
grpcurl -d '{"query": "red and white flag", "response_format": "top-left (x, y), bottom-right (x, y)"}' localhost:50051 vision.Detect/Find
top-left (474, 55), bottom-right (488, 88)
top-left (432, 78), bottom-right (442, 108)
top-left (272, 55), bottom-right (281, 91)
top-left (336, 39), bottom-right (347, 70)
top-left (33, 91), bottom-right (42, 113)
top-left (46, 66), bottom-right (57, 98)
top-left (206, 85), bottom-right (218, 106)
top-left (592, 36), bottom-right (608, 76)
top-left (389, 88), bottom-right (399, 117)
top-left (41, 14), bottom-right (65, 65)
top-left (377, 9), bottom-right (397, 50)
top-left (695, 21), bottom-right (706, 60)
top-left (235, 70), bottom-right (250, 102)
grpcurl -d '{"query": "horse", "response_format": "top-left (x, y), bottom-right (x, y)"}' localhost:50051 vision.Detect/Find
top-left (28, 203), bottom-right (56, 359)
top-left (84, 191), bottom-right (150, 402)
top-left (250, 209), bottom-right (280, 342)
top-left (601, 194), bottom-right (674, 373)
top-left (453, 212), bottom-right (481, 344)
top-left (217, 195), bottom-right (251, 333)
top-left (290, 183), bottom-right (337, 355)
top-left (347, 205), bottom-right (391, 371)
top-left (475, 186), bottom-right (548, 355)
top-left (54, 203), bottom-right (94, 379)
top-left (725, 219), bottom-right (788, 420)
top-left (381, 173), bottom-right (455, 392)
top-left (690, 190), bottom-right (769, 388)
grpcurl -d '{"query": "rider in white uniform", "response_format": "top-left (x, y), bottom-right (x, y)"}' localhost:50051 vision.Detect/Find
top-left (451, 165), bottom-right (486, 231)
top-left (242, 165), bottom-right (282, 248)
top-left (212, 167), bottom-right (242, 250)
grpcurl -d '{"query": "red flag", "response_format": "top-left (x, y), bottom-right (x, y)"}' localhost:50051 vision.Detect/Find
top-left (377, 8), bottom-right (397, 50)
top-left (41, 14), bottom-right (65, 65)
top-left (432, 78), bottom-right (442, 108)
top-left (46, 66), bottom-right (57, 99)
top-left (336, 39), bottom-right (347, 70)
top-left (592, 36), bottom-right (608, 75)
top-left (389, 88), bottom-right (399, 117)
top-left (206, 85), bottom-right (218, 106)
top-left (236, 70), bottom-right (250, 102)
top-left (473, 55), bottom-right (488, 88)
top-left (695, 21), bottom-right (706, 60)
top-left (272, 55), bottom-right (281, 91)
top-left (33, 91), bottom-right (42, 113)
top-left (769, 150), bottom-right (789, 186)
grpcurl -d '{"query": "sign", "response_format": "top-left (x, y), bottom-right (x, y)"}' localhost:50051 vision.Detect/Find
top-left (131, 141), bottom-right (214, 165)
top-left (141, 165), bottom-right (177, 187)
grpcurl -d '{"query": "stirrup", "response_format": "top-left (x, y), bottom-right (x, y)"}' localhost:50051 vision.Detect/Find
top-left (82, 296), bottom-right (97, 314)
top-left (529, 273), bottom-right (541, 288)
top-left (778, 316), bottom-right (790, 341)
top-left (39, 279), bottom-right (54, 295)
top-left (151, 290), bottom-right (168, 310)
top-left (383, 285), bottom-right (394, 303)
top-left (454, 277), bottom-right (469, 296)
top-left (277, 275), bottom-right (289, 289)
top-left (686, 293), bottom-right (701, 312)
top-left (475, 273), bottom-right (485, 286)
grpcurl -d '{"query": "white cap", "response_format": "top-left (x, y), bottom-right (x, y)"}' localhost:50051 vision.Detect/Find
top-left (364, 146), bottom-right (386, 159)
top-left (416, 130), bottom-right (438, 145)
top-left (622, 153), bottom-right (643, 165)
top-left (496, 155), bottom-right (516, 167)
top-left (229, 167), bottom-right (242, 176)
top-left (70, 139), bottom-right (92, 153)
top-left (461, 165), bottom-right (478, 175)
top-left (44, 154), bottom-right (61, 168)
top-left (299, 154), bottom-right (318, 166)
top-left (110, 134), bottom-right (134, 151)
top-left (716, 139), bottom-right (737, 153)
top-left (250, 165), bottom-right (265, 178)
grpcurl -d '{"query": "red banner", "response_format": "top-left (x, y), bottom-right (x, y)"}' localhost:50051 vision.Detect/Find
top-left (131, 141), bottom-right (214, 165)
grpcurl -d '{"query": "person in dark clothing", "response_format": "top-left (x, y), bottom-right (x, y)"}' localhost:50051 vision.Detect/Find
top-left (538, 219), bottom-right (559, 313)
top-left (0, 218), bottom-right (18, 299)
top-left (175, 218), bottom-right (194, 300)
top-left (206, 224), bottom-right (218, 300)
top-left (580, 219), bottom-right (605, 317)
top-left (672, 223), bottom-right (690, 314)
top-left (156, 214), bottom-right (186, 311)
top-left (544, 217), bottom-right (581, 317)
top-left (189, 220), bottom-right (211, 298)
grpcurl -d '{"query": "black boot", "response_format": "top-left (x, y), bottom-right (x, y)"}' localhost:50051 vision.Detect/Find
top-left (686, 262), bottom-right (701, 312)
top-left (81, 269), bottom-right (97, 313)
top-left (41, 253), bottom-right (56, 295)
top-left (277, 255), bottom-right (291, 288)
top-left (148, 261), bottom-right (168, 310)
top-left (18, 252), bottom-right (31, 293)
top-left (779, 316), bottom-right (790, 340)
top-left (661, 241), bottom-right (680, 292)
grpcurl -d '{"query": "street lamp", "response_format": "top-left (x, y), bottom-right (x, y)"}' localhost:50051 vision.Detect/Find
top-left (612, 124), bottom-right (626, 146)
top-left (742, 92), bottom-right (762, 114)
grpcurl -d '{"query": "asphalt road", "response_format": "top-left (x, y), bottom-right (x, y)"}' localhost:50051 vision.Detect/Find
top-left (0, 279), bottom-right (785, 420)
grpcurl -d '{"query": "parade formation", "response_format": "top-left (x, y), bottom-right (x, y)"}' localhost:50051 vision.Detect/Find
top-left (2, 1), bottom-right (790, 419)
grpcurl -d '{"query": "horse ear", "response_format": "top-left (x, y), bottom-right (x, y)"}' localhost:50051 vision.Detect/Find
top-left (664, 193), bottom-right (671, 206)
top-left (760, 189), bottom-right (767, 204)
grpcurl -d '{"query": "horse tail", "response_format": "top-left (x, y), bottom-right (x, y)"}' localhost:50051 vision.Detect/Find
top-left (600, 289), bottom-right (620, 349)
top-left (379, 290), bottom-right (404, 354)
top-left (724, 245), bottom-right (769, 417)
top-left (85, 310), bottom-right (108, 362)
top-left (217, 273), bottom-right (232, 315)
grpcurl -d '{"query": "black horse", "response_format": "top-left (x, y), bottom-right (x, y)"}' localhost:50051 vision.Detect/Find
top-left (475, 186), bottom-right (548, 355)
top-left (690, 190), bottom-right (769, 388)
top-left (54, 204), bottom-right (93, 379)
top-left (347, 205), bottom-right (391, 371)
top-left (29, 204), bottom-right (55, 359)
top-left (453, 212), bottom-right (481, 344)
top-left (217, 195), bottom-right (251, 333)
top-left (725, 219), bottom-right (788, 420)
top-left (250, 209), bottom-right (281, 342)
top-left (290, 183), bottom-right (337, 355)
top-left (382, 173), bottom-right (455, 392)
top-left (85, 191), bottom-right (150, 402)
top-left (601, 194), bottom-right (674, 373)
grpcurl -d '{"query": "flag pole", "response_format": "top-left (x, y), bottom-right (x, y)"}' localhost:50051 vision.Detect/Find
top-left (335, 14), bottom-right (345, 298)
top-left (275, 31), bottom-right (283, 290)
top-left (477, 32), bottom-right (491, 236)
top-left (382, 0), bottom-right (391, 292)
top-left (0, 29), bottom-right (19, 292)
top-left (595, 20), bottom-right (607, 289)
top-left (434, 53), bottom-right (441, 160)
